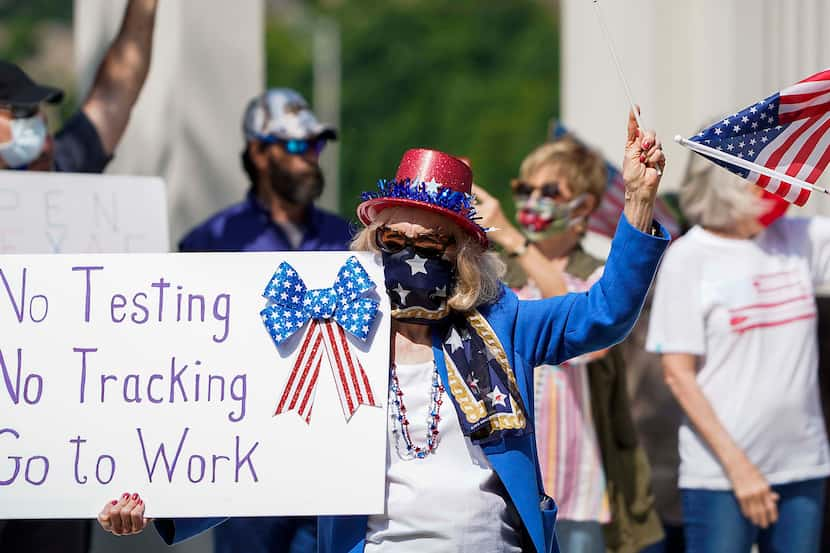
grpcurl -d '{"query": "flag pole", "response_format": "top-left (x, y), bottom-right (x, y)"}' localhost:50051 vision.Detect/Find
top-left (673, 135), bottom-right (830, 196)
top-left (592, 0), bottom-right (644, 130)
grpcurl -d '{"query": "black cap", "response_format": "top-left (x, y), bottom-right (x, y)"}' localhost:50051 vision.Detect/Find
top-left (0, 61), bottom-right (64, 108)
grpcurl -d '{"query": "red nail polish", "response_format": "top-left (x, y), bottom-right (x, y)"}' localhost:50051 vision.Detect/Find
top-left (640, 155), bottom-right (646, 163)
top-left (132, 493), bottom-right (139, 500)
top-left (138, 499), bottom-right (143, 505)
top-left (643, 141), bottom-right (651, 149)
top-left (111, 500), bottom-right (118, 505)
top-left (122, 493), bottom-right (129, 499)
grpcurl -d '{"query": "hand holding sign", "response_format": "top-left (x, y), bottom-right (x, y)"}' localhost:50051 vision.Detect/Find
top-left (97, 492), bottom-right (151, 536)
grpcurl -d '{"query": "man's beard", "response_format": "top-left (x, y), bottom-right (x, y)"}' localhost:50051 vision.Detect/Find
top-left (267, 158), bottom-right (325, 207)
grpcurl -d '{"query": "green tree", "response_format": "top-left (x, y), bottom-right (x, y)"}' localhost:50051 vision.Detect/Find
top-left (0, 0), bottom-right (72, 60)
top-left (0, 1), bottom-right (75, 125)
top-left (266, 0), bottom-right (560, 220)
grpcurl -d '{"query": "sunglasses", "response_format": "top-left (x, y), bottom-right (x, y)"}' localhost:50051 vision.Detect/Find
top-left (0, 104), bottom-right (39, 119)
top-left (510, 179), bottom-right (565, 201)
top-left (256, 134), bottom-right (328, 156)
top-left (375, 226), bottom-right (456, 259)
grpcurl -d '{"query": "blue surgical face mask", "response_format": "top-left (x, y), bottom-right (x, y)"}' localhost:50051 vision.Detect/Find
top-left (0, 115), bottom-right (47, 169)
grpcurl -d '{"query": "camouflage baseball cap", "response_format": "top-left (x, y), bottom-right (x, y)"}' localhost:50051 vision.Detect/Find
top-left (242, 88), bottom-right (337, 142)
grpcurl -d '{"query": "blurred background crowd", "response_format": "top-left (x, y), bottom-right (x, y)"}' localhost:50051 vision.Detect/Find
top-left (1, 1), bottom-right (830, 553)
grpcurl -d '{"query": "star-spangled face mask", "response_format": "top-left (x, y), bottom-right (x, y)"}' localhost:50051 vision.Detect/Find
top-left (381, 246), bottom-right (456, 324)
top-left (0, 114), bottom-right (47, 169)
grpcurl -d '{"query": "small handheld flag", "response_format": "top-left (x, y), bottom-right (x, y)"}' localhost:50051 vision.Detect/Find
top-left (677, 68), bottom-right (830, 206)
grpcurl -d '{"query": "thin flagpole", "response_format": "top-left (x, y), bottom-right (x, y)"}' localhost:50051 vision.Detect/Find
top-left (673, 135), bottom-right (830, 196)
top-left (592, 0), bottom-right (644, 129)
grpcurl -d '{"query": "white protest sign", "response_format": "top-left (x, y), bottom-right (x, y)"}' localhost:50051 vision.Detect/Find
top-left (0, 251), bottom-right (390, 518)
top-left (0, 170), bottom-right (169, 254)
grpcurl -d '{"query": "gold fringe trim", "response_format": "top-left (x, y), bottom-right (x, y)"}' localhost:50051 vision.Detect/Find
top-left (391, 305), bottom-right (450, 320)
top-left (444, 310), bottom-right (526, 430)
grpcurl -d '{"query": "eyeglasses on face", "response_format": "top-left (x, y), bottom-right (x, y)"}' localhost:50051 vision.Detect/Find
top-left (510, 178), bottom-right (566, 201)
top-left (256, 134), bottom-right (328, 156)
top-left (374, 226), bottom-right (456, 259)
top-left (0, 104), bottom-right (39, 119)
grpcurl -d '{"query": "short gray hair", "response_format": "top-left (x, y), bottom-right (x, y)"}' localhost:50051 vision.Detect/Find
top-left (679, 151), bottom-right (764, 232)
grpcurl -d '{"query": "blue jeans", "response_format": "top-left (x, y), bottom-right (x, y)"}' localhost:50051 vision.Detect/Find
top-left (554, 520), bottom-right (605, 553)
top-left (640, 522), bottom-right (685, 553)
top-left (682, 478), bottom-right (826, 553)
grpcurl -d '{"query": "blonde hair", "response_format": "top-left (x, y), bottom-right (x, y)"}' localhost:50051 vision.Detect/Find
top-left (679, 150), bottom-right (764, 232)
top-left (351, 217), bottom-right (505, 313)
top-left (519, 136), bottom-right (608, 200)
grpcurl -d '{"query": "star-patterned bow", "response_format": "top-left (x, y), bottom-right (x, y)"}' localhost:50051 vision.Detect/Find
top-left (260, 256), bottom-right (380, 423)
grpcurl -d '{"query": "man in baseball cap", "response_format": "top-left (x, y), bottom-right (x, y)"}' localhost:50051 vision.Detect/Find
top-left (180, 88), bottom-right (348, 253)
top-left (179, 88), bottom-right (350, 553)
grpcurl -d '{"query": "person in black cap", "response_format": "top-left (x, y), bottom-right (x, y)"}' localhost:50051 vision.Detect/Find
top-left (0, 4), bottom-right (159, 552)
top-left (0, 0), bottom-right (159, 174)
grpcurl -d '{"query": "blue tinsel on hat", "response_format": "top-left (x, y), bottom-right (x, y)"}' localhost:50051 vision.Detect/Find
top-left (361, 178), bottom-right (485, 228)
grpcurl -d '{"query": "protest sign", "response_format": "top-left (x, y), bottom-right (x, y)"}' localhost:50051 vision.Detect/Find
top-left (0, 171), bottom-right (169, 254)
top-left (0, 251), bottom-right (390, 518)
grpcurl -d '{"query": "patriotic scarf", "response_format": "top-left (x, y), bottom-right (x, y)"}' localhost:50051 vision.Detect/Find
top-left (382, 247), bottom-right (528, 445)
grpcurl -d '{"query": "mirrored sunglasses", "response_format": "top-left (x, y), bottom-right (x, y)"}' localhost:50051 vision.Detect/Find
top-left (257, 134), bottom-right (328, 156)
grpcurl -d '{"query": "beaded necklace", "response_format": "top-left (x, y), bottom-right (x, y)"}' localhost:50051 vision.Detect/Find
top-left (389, 361), bottom-right (446, 460)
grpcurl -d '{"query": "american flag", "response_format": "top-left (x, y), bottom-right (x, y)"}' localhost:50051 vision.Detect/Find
top-left (550, 122), bottom-right (681, 239)
top-left (690, 68), bottom-right (830, 206)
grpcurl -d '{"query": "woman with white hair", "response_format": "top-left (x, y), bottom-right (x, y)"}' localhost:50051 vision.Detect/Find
top-left (95, 111), bottom-right (668, 553)
top-left (646, 153), bottom-right (830, 553)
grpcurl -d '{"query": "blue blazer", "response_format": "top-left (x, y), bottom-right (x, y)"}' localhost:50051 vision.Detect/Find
top-left (155, 215), bottom-right (669, 553)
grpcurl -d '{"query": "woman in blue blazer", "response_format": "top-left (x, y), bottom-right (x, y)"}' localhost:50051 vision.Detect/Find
top-left (97, 111), bottom-right (668, 553)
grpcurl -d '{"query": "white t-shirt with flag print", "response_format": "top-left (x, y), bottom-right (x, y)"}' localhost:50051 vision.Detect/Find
top-left (646, 218), bottom-right (830, 490)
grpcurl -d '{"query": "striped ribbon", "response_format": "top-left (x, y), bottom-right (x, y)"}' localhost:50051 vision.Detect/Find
top-left (275, 319), bottom-right (377, 423)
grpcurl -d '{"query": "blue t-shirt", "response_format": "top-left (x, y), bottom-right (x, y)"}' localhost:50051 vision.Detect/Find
top-left (53, 110), bottom-right (111, 174)
top-left (179, 192), bottom-right (353, 253)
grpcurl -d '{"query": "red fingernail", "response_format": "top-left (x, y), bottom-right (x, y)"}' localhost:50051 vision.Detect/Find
top-left (111, 500), bottom-right (118, 505)
top-left (132, 493), bottom-right (139, 500)
top-left (138, 499), bottom-right (143, 505)
top-left (122, 493), bottom-right (129, 499)
top-left (640, 155), bottom-right (646, 163)
top-left (643, 141), bottom-right (651, 149)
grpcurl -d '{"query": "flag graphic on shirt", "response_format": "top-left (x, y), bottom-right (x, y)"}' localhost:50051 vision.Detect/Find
top-left (689, 68), bottom-right (830, 206)
top-left (550, 122), bottom-right (681, 239)
top-left (728, 270), bottom-right (816, 333)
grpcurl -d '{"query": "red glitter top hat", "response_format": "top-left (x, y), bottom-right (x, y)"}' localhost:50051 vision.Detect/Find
top-left (357, 148), bottom-right (488, 246)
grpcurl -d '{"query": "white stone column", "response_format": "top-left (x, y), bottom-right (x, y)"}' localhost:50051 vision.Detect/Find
top-left (74, 0), bottom-right (265, 247)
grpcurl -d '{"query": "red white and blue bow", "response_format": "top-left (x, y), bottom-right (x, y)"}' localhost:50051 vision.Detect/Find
top-left (260, 256), bottom-right (380, 424)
